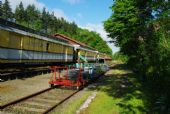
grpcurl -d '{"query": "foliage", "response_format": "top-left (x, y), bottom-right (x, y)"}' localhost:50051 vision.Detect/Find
top-left (112, 52), bottom-right (128, 62)
top-left (71, 28), bottom-right (112, 55)
top-left (104, 0), bottom-right (170, 113)
top-left (0, 0), bottom-right (112, 55)
top-left (1, 0), bottom-right (13, 20)
top-left (0, 1), bottom-right (2, 16)
top-left (15, 2), bottom-right (25, 23)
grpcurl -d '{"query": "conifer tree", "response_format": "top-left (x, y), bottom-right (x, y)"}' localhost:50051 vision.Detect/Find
top-left (25, 4), bottom-right (38, 28)
top-left (15, 2), bottom-right (25, 23)
top-left (41, 7), bottom-right (48, 32)
top-left (2, 0), bottom-right (13, 20)
top-left (41, 7), bottom-right (53, 33)
top-left (0, 0), bottom-right (2, 17)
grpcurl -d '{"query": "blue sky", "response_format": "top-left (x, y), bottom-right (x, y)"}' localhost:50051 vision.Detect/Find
top-left (2, 0), bottom-right (119, 53)
top-left (38, 0), bottom-right (112, 26)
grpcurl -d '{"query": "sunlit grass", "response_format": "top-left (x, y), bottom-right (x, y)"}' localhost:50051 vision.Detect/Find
top-left (81, 64), bottom-right (146, 114)
top-left (51, 63), bottom-right (146, 114)
top-left (81, 92), bottom-right (120, 114)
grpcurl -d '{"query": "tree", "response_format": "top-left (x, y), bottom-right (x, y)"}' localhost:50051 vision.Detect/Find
top-left (70, 21), bottom-right (78, 34)
top-left (15, 2), bottom-right (25, 23)
top-left (0, 0), bottom-right (2, 17)
top-left (25, 4), bottom-right (39, 28)
top-left (48, 11), bottom-right (56, 34)
top-left (104, 0), bottom-right (153, 70)
top-left (41, 7), bottom-right (47, 32)
top-left (104, 0), bottom-right (170, 112)
top-left (40, 7), bottom-right (52, 33)
top-left (2, 0), bottom-right (13, 20)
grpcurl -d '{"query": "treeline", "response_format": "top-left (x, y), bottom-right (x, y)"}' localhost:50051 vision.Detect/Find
top-left (104, 0), bottom-right (170, 113)
top-left (111, 52), bottom-right (128, 62)
top-left (0, 0), bottom-right (112, 55)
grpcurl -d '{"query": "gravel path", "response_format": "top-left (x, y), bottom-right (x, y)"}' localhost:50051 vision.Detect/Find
top-left (0, 73), bottom-right (50, 105)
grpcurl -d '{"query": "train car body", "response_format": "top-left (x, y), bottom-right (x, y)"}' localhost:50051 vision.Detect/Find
top-left (0, 19), bottom-right (111, 67)
top-left (0, 19), bottom-right (74, 66)
top-left (54, 34), bottom-right (98, 63)
top-left (76, 48), bottom-right (97, 63)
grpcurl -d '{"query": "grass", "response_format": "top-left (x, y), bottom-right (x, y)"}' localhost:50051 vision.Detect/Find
top-left (81, 63), bottom-right (147, 114)
top-left (81, 92), bottom-right (120, 114)
top-left (51, 63), bottom-right (147, 114)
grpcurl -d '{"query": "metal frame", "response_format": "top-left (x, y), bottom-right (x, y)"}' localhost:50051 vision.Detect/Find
top-left (49, 66), bottom-right (85, 88)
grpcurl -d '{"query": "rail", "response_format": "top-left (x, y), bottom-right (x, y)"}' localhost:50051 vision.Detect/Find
top-left (0, 86), bottom-right (80, 114)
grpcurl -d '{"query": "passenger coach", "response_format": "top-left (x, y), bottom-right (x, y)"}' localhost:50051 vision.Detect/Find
top-left (0, 19), bottom-right (74, 66)
top-left (0, 19), bottom-right (108, 67)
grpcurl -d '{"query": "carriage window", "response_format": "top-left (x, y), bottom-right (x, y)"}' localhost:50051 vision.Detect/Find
top-left (46, 43), bottom-right (49, 51)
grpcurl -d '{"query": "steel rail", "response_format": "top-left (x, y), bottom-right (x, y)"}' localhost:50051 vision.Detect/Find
top-left (0, 88), bottom-right (52, 109)
top-left (42, 88), bottom-right (82, 114)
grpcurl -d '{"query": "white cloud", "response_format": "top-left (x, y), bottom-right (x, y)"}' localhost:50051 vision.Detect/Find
top-left (1, 0), bottom-right (45, 11)
top-left (80, 23), bottom-right (119, 53)
top-left (63, 0), bottom-right (82, 5)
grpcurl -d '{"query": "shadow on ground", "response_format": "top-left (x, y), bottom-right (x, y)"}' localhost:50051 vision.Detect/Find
top-left (0, 69), bottom-right (50, 82)
top-left (89, 63), bottom-right (147, 114)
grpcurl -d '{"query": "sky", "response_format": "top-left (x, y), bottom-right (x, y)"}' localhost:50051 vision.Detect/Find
top-left (2, 0), bottom-right (119, 53)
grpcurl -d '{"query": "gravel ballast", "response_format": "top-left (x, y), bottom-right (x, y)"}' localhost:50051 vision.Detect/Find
top-left (0, 73), bottom-right (50, 105)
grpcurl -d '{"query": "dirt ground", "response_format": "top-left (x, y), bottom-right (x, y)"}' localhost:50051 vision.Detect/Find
top-left (0, 73), bottom-right (50, 105)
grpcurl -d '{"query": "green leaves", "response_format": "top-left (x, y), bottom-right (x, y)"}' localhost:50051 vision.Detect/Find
top-left (15, 2), bottom-right (25, 23)
top-left (105, 0), bottom-right (170, 112)
top-left (73, 28), bottom-right (112, 55)
top-left (0, 1), bottom-right (2, 17)
top-left (104, 0), bottom-right (139, 48)
top-left (1, 0), bottom-right (13, 20)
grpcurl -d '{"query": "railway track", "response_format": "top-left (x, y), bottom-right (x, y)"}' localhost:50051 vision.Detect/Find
top-left (0, 67), bottom-right (50, 81)
top-left (0, 87), bottom-right (80, 114)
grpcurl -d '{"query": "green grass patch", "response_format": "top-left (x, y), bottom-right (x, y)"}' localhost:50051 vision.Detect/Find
top-left (81, 92), bottom-right (120, 114)
top-left (82, 64), bottom-right (147, 114)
